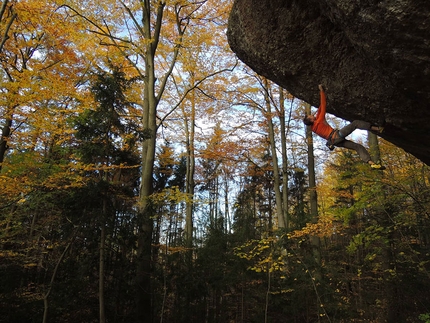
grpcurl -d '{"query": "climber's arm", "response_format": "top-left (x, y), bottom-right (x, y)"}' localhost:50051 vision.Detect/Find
top-left (315, 84), bottom-right (326, 121)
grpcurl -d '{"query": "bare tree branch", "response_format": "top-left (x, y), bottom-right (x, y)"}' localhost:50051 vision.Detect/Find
top-left (0, 0), bottom-right (17, 53)
top-left (157, 61), bottom-right (238, 129)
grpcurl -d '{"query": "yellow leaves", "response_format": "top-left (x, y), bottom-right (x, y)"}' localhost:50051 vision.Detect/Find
top-left (0, 1), bottom-right (90, 171)
top-left (0, 157), bottom-right (91, 208)
top-left (149, 186), bottom-right (193, 206)
top-left (0, 250), bottom-right (21, 258)
top-left (365, 253), bottom-right (377, 262)
top-left (288, 214), bottom-right (339, 239)
top-left (0, 170), bottom-right (33, 202)
top-left (234, 236), bottom-right (287, 274)
top-left (70, 161), bottom-right (138, 173)
top-left (235, 237), bottom-right (272, 260)
top-left (155, 244), bottom-right (190, 255)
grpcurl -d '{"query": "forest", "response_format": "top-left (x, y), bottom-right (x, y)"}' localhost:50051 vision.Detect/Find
top-left (1, 1), bottom-right (430, 322)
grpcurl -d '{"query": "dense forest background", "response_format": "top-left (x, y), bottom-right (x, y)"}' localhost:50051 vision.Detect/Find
top-left (1, 1), bottom-right (429, 322)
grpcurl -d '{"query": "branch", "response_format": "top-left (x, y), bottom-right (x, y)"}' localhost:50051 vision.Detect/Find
top-left (0, 0), bottom-right (8, 22)
top-left (152, 1), bottom-right (166, 55)
top-left (119, 0), bottom-right (146, 39)
top-left (0, 6), bottom-right (17, 53)
top-left (58, 5), bottom-right (130, 45)
top-left (157, 62), bottom-right (237, 129)
top-left (42, 227), bottom-right (79, 323)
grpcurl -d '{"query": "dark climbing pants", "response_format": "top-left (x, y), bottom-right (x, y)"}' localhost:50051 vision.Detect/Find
top-left (335, 120), bottom-right (372, 163)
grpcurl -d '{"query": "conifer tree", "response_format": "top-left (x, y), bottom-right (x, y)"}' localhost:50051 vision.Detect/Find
top-left (73, 66), bottom-right (140, 323)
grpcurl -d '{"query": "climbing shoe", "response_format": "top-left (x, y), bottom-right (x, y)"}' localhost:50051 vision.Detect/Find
top-left (370, 163), bottom-right (386, 170)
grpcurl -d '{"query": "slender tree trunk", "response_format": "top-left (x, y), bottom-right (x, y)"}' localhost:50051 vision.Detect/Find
top-left (0, 116), bottom-right (12, 173)
top-left (135, 3), bottom-right (162, 321)
top-left (42, 229), bottom-right (77, 323)
top-left (264, 264), bottom-right (271, 323)
top-left (304, 103), bottom-right (318, 218)
top-left (382, 229), bottom-right (398, 322)
top-left (99, 203), bottom-right (106, 323)
top-left (136, 52), bottom-right (156, 323)
top-left (305, 103), bottom-right (322, 282)
top-left (184, 86), bottom-right (195, 249)
top-left (0, 0), bottom-right (17, 173)
top-left (128, 2), bottom-right (184, 320)
top-left (136, 100), bottom-right (157, 323)
top-left (264, 79), bottom-right (286, 228)
top-left (224, 175), bottom-right (231, 233)
top-left (278, 87), bottom-right (290, 229)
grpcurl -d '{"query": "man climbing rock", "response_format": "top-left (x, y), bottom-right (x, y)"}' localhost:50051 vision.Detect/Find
top-left (303, 84), bottom-right (385, 170)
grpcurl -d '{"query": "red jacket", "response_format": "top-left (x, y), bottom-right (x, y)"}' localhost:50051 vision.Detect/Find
top-left (311, 90), bottom-right (334, 140)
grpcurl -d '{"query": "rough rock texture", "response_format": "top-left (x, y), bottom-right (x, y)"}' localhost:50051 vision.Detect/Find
top-left (227, 0), bottom-right (430, 165)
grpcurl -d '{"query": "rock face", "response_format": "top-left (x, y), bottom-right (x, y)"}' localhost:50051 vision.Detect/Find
top-left (227, 0), bottom-right (430, 165)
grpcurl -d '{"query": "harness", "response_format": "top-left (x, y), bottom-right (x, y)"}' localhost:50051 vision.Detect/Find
top-left (326, 129), bottom-right (345, 151)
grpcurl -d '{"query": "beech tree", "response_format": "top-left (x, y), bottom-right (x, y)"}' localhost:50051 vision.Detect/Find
top-left (0, 5), bottom-right (90, 321)
top-left (2, 1), bottom-right (430, 322)
top-left (61, 1), bottom-right (237, 320)
top-left (0, 0), bottom-right (86, 173)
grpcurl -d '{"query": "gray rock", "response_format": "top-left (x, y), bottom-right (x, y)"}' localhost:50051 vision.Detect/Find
top-left (227, 0), bottom-right (430, 165)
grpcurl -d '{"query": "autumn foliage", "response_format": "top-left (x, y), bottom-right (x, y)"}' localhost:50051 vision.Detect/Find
top-left (1, 1), bottom-right (430, 323)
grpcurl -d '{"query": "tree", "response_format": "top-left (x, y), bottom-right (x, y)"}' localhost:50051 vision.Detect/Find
top-left (232, 72), bottom-right (295, 230)
top-left (262, 78), bottom-right (286, 229)
top-left (62, 2), bottom-right (239, 318)
top-left (304, 103), bottom-right (318, 219)
top-left (0, 0), bottom-right (86, 173)
top-left (303, 102), bottom-right (322, 284)
top-left (277, 87), bottom-right (293, 230)
top-left (73, 66), bottom-right (141, 323)
top-left (0, 0), bottom-right (16, 171)
top-left (0, 0), bottom-right (17, 52)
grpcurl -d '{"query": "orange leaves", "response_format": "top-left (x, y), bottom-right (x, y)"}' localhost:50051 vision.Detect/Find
top-left (287, 214), bottom-right (341, 240)
top-left (197, 123), bottom-right (246, 174)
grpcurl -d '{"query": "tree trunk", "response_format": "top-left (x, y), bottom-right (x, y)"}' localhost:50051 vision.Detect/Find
top-left (304, 103), bottom-right (318, 218)
top-left (184, 87), bottom-right (196, 249)
top-left (305, 103), bottom-right (322, 282)
top-left (42, 229), bottom-right (77, 323)
top-left (0, 0), bottom-right (17, 53)
top-left (135, 3), bottom-right (162, 321)
top-left (264, 79), bottom-right (286, 228)
top-left (0, 1), bottom-right (17, 173)
top-left (136, 50), bottom-right (156, 323)
top-left (99, 203), bottom-right (106, 323)
top-left (136, 99), bottom-right (157, 323)
top-left (117, 2), bottom-right (184, 320)
top-left (136, 138), bottom-right (156, 322)
top-left (0, 116), bottom-right (12, 173)
top-left (278, 87), bottom-right (290, 229)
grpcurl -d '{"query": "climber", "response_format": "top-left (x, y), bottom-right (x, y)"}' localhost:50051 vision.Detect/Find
top-left (303, 84), bottom-right (385, 170)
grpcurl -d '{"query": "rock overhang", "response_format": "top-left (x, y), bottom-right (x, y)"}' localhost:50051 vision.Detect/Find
top-left (227, 0), bottom-right (430, 165)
